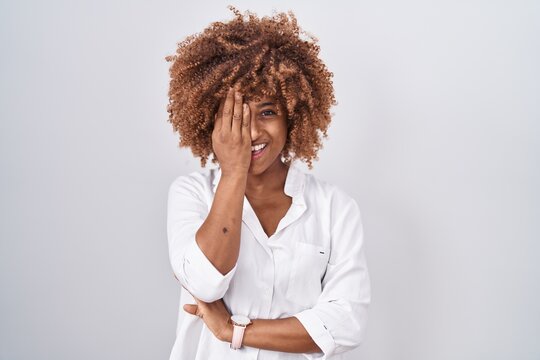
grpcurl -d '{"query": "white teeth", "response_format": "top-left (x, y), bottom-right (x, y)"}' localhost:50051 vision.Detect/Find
top-left (251, 143), bottom-right (266, 152)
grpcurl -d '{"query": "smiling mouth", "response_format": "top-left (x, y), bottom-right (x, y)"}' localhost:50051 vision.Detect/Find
top-left (251, 143), bottom-right (267, 159)
top-left (251, 143), bottom-right (267, 153)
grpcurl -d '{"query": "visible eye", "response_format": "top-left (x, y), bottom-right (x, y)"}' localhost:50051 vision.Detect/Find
top-left (261, 110), bottom-right (276, 117)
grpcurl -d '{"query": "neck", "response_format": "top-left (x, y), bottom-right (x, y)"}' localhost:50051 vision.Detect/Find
top-left (245, 159), bottom-right (289, 200)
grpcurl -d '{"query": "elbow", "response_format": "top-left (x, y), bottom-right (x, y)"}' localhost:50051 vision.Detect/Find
top-left (171, 256), bottom-right (235, 302)
top-left (340, 303), bottom-right (369, 352)
top-left (183, 278), bottom-right (229, 303)
top-left (169, 238), bottom-right (237, 302)
top-left (350, 323), bottom-right (367, 350)
top-left (322, 299), bottom-right (369, 356)
top-left (330, 324), bottom-right (366, 357)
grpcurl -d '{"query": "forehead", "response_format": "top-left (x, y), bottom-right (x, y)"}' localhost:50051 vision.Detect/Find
top-left (244, 94), bottom-right (281, 107)
top-left (231, 82), bottom-right (282, 105)
top-left (249, 96), bottom-right (277, 105)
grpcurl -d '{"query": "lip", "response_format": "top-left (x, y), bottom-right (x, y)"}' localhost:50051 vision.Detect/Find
top-left (251, 144), bottom-right (267, 160)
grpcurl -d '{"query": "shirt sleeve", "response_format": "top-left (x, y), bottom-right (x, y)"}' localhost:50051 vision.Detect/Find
top-left (167, 174), bottom-right (237, 303)
top-left (293, 189), bottom-right (371, 359)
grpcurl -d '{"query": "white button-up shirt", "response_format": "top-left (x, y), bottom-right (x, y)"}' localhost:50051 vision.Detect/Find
top-left (167, 162), bottom-right (371, 360)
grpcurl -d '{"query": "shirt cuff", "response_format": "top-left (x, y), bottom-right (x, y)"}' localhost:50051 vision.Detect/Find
top-left (293, 308), bottom-right (336, 358)
top-left (182, 239), bottom-right (237, 302)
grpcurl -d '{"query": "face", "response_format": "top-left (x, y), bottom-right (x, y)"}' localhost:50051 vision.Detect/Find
top-left (246, 95), bottom-right (288, 174)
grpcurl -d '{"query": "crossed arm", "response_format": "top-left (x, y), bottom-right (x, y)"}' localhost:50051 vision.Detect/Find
top-left (182, 288), bottom-right (322, 353)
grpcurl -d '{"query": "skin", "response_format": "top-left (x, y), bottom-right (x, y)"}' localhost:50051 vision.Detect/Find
top-left (182, 86), bottom-right (322, 354)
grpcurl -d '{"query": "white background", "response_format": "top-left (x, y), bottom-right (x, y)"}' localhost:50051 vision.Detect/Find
top-left (1, 0), bottom-right (538, 359)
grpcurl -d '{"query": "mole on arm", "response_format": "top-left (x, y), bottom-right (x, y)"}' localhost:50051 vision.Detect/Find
top-left (222, 227), bottom-right (228, 234)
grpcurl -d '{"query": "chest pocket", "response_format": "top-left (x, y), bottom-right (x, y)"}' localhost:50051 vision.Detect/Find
top-left (286, 241), bottom-right (330, 307)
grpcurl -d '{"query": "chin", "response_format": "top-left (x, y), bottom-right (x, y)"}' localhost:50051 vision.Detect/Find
top-left (250, 144), bottom-right (287, 172)
top-left (248, 157), bottom-right (274, 174)
top-left (248, 163), bottom-right (266, 175)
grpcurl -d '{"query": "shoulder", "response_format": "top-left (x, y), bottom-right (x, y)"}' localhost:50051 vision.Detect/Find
top-left (168, 167), bottom-right (217, 200)
top-left (304, 171), bottom-right (358, 209)
top-left (303, 171), bottom-right (363, 233)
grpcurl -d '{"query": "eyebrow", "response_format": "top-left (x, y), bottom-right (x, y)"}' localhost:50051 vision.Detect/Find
top-left (257, 102), bottom-right (276, 108)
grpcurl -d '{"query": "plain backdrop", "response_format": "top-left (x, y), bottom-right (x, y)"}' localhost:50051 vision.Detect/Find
top-left (1, 0), bottom-right (539, 359)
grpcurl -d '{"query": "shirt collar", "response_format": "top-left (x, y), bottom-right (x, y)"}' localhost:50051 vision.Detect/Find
top-left (211, 162), bottom-right (306, 204)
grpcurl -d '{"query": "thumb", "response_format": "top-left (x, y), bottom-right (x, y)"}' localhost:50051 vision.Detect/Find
top-left (183, 304), bottom-right (198, 316)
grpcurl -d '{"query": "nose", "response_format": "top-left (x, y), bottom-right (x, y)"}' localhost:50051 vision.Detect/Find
top-left (249, 107), bottom-right (262, 140)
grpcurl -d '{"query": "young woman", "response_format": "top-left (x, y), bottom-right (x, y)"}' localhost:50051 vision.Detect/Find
top-left (165, 6), bottom-right (371, 359)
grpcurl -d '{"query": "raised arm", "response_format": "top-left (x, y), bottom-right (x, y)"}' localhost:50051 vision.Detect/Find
top-left (167, 87), bottom-right (252, 302)
top-left (195, 170), bottom-right (247, 275)
top-left (195, 87), bottom-right (252, 275)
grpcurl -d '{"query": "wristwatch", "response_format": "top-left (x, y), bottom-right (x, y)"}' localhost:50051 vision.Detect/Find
top-left (229, 315), bottom-right (252, 350)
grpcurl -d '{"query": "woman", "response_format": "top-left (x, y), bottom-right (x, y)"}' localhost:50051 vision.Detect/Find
top-left (165, 6), bottom-right (371, 359)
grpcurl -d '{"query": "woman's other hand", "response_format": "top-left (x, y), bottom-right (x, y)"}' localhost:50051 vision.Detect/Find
top-left (183, 297), bottom-right (233, 343)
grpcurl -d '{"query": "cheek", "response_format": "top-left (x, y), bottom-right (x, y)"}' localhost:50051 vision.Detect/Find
top-left (278, 121), bottom-right (289, 140)
top-left (271, 128), bottom-right (288, 149)
top-left (267, 123), bottom-right (287, 138)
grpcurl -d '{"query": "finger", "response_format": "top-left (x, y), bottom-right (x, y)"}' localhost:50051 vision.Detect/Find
top-left (183, 304), bottom-right (198, 316)
top-left (221, 87), bottom-right (234, 133)
top-left (214, 96), bottom-right (226, 133)
top-left (241, 103), bottom-right (251, 140)
top-left (231, 90), bottom-right (243, 138)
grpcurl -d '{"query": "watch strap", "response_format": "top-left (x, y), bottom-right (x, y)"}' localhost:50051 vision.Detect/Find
top-left (229, 316), bottom-right (252, 350)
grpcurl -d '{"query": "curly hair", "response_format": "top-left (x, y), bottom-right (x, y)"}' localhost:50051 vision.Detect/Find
top-left (164, 5), bottom-right (337, 170)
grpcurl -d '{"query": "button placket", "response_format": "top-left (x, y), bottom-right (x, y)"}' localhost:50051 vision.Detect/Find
top-left (266, 252), bottom-right (276, 317)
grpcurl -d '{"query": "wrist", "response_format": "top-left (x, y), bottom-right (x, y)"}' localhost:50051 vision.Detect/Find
top-left (218, 321), bottom-right (234, 343)
top-left (220, 170), bottom-right (248, 182)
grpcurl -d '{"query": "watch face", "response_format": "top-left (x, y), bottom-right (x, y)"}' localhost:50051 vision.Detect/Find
top-left (231, 315), bottom-right (250, 326)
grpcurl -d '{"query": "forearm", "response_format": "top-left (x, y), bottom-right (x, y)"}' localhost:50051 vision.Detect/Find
top-left (224, 316), bottom-right (321, 354)
top-left (195, 172), bottom-right (247, 275)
